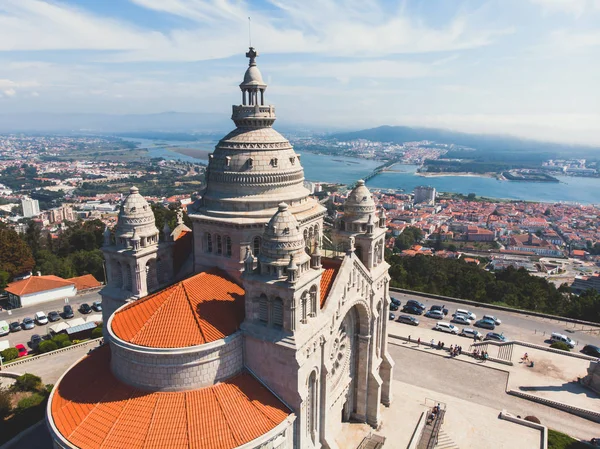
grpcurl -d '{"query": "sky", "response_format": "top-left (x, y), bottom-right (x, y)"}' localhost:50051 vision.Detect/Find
top-left (0, 0), bottom-right (599, 144)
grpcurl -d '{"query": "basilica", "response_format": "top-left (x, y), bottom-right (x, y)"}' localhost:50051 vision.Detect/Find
top-left (46, 48), bottom-right (394, 449)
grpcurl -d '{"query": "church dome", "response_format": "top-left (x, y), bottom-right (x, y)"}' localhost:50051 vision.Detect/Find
top-left (115, 186), bottom-right (159, 243)
top-left (344, 180), bottom-right (377, 222)
top-left (260, 203), bottom-right (309, 267)
top-left (241, 65), bottom-right (266, 87)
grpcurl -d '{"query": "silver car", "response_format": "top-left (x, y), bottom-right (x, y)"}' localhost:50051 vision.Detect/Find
top-left (451, 314), bottom-right (472, 325)
top-left (460, 328), bottom-right (483, 340)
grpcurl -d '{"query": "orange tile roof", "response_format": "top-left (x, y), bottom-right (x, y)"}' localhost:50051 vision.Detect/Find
top-left (50, 346), bottom-right (290, 449)
top-left (67, 274), bottom-right (102, 291)
top-left (4, 275), bottom-right (74, 296)
top-left (111, 270), bottom-right (245, 348)
top-left (320, 258), bottom-right (341, 309)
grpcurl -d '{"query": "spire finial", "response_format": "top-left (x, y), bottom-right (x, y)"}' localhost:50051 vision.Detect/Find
top-left (246, 46), bottom-right (258, 67)
top-left (248, 16), bottom-right (252, 48)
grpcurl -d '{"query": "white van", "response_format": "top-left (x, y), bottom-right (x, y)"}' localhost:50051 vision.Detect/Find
top-left (550, 332), bottom-right (576, 348)
top-left (434, 321), bottom-right (459, 334)
top-left (455, 309), bottom-right (476, 320)
top-left (0, 321), bottom-right (8, 336)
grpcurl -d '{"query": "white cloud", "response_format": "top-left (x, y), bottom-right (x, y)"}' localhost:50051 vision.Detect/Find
top-left (3, 89), bottom-right (16, 97)
top-left (528, 0), bottom-right (600, 17)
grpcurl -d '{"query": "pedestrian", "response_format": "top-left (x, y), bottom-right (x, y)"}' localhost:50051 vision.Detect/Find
top-left (458, 346), bottom-right (462, 355)
top-left (449, 345), bottom-right (454, 353)
top-left (417, 337), bottom-right (420, 347)
top-left (430, 339), bottom-right (435, 349)
top-left (408, 335), bottom-right (411, 344)
top-left (441, 342), bottom-right (445, 349)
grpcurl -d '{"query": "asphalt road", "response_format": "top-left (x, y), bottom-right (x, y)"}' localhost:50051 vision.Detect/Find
top-left (390, 291), bottom-right (600, 350)
top-left (389, 343), bottom-right (600, 441)
top-left (0, 291), bottom-right (102, 349)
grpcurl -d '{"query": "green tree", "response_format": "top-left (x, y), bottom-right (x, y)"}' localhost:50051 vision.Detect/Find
top-left (14, 374), bottom-right (42, 392)
top-left (37, 341), bottom-right (58, 354)
top-left (0, 227), bottom-right (35, 279)
top-left (1, 348), bottom-right (19, 362)
top-left (0, 388), bottom-right (12, 419)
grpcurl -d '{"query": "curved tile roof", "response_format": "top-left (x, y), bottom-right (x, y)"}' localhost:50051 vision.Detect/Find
top-left (50, 346), bottom-right (291, 449)
top-left (111, 270), bottom-right (245, 348)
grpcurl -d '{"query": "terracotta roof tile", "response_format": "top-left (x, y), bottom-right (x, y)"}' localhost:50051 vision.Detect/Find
top-left (5, 275), bottom-right (74, 296)
top-left (50, 347), bottom-right (290, 449)
top-left (320, 258), bottom-right (341, 309)
top-left (67, 274), bottom-right (102, 291)
top-left (112, 270), bottom-right (245, 348)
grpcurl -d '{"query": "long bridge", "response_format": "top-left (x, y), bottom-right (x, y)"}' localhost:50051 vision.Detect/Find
top-left (350, 158), bottom-right (400, 187)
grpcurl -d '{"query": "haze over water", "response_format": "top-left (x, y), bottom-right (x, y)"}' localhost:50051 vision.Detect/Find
top-left (131, 138), bottom-right (600, 205)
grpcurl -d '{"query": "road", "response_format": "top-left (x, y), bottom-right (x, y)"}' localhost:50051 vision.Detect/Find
top-left (390, 291), bottom-right (600, 349)
top-left (0, 291), bottom-right (102, 350)
top-left (389, 343), bottom-right (600, 441)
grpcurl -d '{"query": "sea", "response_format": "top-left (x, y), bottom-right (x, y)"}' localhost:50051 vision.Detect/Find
top-left (126, 138), bottom-right (600, 205)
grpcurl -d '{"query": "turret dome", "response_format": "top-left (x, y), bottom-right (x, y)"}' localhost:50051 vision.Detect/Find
top-left (115, 186), bottom-right (159, 246)
top-left (259, 203), bottom-right (310, 268)
top-left (344, 180), bottom-right (377, 221)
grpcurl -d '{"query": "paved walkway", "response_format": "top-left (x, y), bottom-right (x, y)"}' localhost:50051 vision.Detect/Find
top-left (389, 323), bottom-right (599, 413)
top-left (390, 342), bottom-right (600, 441)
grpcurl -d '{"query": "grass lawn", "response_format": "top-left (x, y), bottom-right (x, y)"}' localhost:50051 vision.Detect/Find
top-left (547, 429), bottom-right (592, 449)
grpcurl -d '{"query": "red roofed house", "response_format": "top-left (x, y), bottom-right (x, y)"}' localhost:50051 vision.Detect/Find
top-left (5, 274), bottom-right (76, 308)
top-left (47, 50), bottom-right (393, 449)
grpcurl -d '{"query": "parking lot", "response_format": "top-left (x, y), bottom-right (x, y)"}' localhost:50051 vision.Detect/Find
top-left (389, 291), bottom-right (600, 351)
top-left (0, 291), bottom-right (102, 353)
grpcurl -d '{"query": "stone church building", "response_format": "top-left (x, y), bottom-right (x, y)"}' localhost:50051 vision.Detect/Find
top-left (46, 48), bottom-right (394, 449)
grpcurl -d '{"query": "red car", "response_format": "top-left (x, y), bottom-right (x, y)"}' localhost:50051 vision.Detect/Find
top-left (15, 344), bottom-right (28, 357)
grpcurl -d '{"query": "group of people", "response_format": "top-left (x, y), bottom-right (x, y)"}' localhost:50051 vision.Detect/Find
top-left (448, 344), bottom-right (463, 357)
top-left (472, 349), bottom-right (489, 361)
top-left (427, 403), bottom-right (442, 425)
top-left (521, 353), bottom-right (535, 367)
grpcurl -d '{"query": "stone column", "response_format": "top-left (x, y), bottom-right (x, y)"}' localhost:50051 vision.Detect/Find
top-left (380, 282), bottom-right (394, 406)
top-left (353, 333), bottom-right (371, 422)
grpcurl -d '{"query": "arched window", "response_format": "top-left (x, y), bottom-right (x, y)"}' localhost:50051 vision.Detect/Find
top-left (376, 302), bottom-right (382, 353)
top-left (206, 233), bottom-right (213, 253)
top-left (309, 285), bottom-right (318, 317)
top-left (225, 236), bottom-right (232, 257)
top-left (146, 259), bottom-right (157, 292)
top-left (259, 294), bottom-right (269, 324)
top-left (301, 291), bottom-right (308, 324)
top-left (307, 371), bottom-right (318, 444)
top-left (156, 258), bottom-right (164, 284)
top-left (253, 236), bottom-right (261, 256)
top-left (216, 235), bottom-right (222, 255)
top-left (272, 297), bottom-right (283, 328)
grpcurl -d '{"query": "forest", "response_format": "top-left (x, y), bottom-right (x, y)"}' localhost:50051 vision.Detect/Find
top-left (387, 254), bottom-right (600, 323)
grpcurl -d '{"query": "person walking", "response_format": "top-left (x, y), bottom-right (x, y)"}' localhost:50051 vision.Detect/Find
top-left (430, 339), bottom-right (435, 349)
top-left (417, 337), bottom-right (421, 347)
top-left (408, 335), bottom-right (411, 344)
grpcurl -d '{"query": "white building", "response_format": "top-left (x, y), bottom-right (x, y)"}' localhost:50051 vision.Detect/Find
top-left (47, 48), bottom-right (393, 449)
top-left (413, 185), bottom-right (436, 205)
top-left (5, 274), bottom-right (76, 308)
top-left (21, 197), bottom-right (40, 217)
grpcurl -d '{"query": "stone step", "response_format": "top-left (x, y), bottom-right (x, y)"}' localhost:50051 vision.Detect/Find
top-left (435, 429), bottom-right (459, 449)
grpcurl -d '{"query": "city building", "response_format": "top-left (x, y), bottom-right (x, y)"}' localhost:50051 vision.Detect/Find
top-left (48, 205), bottom-right (75, 223)
top-left (413, 185), bottom-right (436, 205)
top-left (46, 48), bottom-right (393, 449)
top-left (21, 197), bottom-right (40, 217)
top-left (5, 274), bottom-right (76, 308)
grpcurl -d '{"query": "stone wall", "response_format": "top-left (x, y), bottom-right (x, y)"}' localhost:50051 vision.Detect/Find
top-left (109, 331), bottom-right (243, 392)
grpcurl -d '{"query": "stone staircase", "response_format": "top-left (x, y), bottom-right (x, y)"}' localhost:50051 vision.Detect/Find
top-left (435, 429), bottom-right (459, 449)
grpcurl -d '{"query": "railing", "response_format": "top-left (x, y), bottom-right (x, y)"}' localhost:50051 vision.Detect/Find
top-left (357, 432), bottom-right (386, 449)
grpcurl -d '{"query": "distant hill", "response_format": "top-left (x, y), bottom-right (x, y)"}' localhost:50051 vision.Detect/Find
top-left (330, 125), bottom-right (600, 156)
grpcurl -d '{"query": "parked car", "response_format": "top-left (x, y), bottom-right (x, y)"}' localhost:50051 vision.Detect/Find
top-left (434, 322), bottom-right (459, 334)
top-left (390, 298), bottom-right (401, 307)
top-left (406, 299), bottom-right (425, 311)
top-left (22, 317), bottom-right (35, 330)
top-left (15, 344), bottom-right (28, 357)
top-left (0, 321), bottom-right (9, 337)
top-left (429, 305), bottom-right (449, 316)
top-left (581, 345), bottom-right (600, 358)
top-left (475, 319), bottom-right (496, 330)
top-left (30, 334), bottom-right (43, 350)
top-left (550, 332), bottom-right (576, 349)
top-left (48, 311), bottom-right (61, 322)
top-left (9, 321), bottom-right (21, 333)
top-left (79, 303), bottom-right (92, 314)
top-left (397, 315), bottom-right (420, 326)
top-left (484, 332), bottom-right (507, 342)
top-left (63, 304), bottom-right (74, 318)
top-left (402, 305), bottom-right (423, 315)
top-left (390, 303), bottom-right (399, 311)
top-left (389, 312), bottom-right (396, 321)
top-left (424, 309), bottom-right (444, 320)
top-left (34, 311), bottom-right (48, 325)
top-left (92, 301), bottom-right (102, 312)
top-left (459, 328), bottom-right (483, 341)
top-left (482, 314), bottom-right (502, 325)
top-left (455, 308), bottom-right (476, 320)
top-left (452, 315), bottom-right (472, 325)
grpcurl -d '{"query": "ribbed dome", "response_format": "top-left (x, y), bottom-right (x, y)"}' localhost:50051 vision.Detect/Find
top-left (344, 180), bottom-right (376, 220)
top-left (260, 203), bottom-right (309, 266)
top-left (115, 186), bottom-right (159, 241)
top-left (241, 65), bottom-right (266, 87)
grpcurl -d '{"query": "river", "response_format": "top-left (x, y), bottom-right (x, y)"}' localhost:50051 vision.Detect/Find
top-left (126, 137), bottom-right (600, 204)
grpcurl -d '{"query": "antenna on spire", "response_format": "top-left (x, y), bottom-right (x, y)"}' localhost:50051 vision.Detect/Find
top-left (248, 16), bottom-right (252, 47)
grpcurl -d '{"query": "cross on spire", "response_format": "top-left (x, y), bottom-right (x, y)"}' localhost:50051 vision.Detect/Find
top-left (246, 47), bottom-right (258, 66)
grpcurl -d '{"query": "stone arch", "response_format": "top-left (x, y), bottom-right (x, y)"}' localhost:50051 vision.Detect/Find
top-left (301, 291), bottom-right (309, 324)
top-left (123, 263), bottom-right (132, 292)
top-left (307, 369), bottom-right (319, 444)
top-left (112, 261), bottom-right (123, 289)
top-left (309, 284), bottom-right (318, 317)
top-left (258, 294), bottom-right (268, 323)
top-left (225, 236), bottom-right (232, 257)
top-left (253, 236), bottom-right (261, 256)
top-left (272, 297), bottom-right (283, 328)
top-left (206, 232), bottom-right (213, 253)
top-left (216, 234), bottom-right (222, 255)
top-left (146, 258), bottom-right (157, 293)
